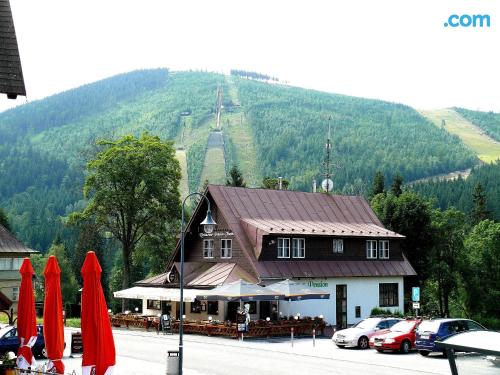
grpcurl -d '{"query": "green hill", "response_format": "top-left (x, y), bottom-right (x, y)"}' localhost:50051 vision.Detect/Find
top-left (453, 107), bottom-right (500, 143)
top-left (419, 108), bottom-right (500, 163)
top-left (412, 161), bottom-right (500, 221)
top-left (0, 69), bottom-right (479, 251)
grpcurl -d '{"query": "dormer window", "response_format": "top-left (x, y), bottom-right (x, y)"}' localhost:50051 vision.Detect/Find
top-left (366, 240), bottom-right (378, 259)
top-left (333, 239), bottom-right (344, 253)
top-left (292, 238), bottom-right (305, 258)
top-left (203, 239), bottom-right (214, 259)
top-left (277, 238), bottom-right (290, 258)
top-left (379, 240), bottom-right (389, 259)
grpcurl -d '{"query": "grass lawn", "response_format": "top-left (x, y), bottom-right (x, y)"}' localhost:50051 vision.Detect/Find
top-left (201, 147), bottom-right (226, 185)
top-left (420, 108), bottom-right (500, 163)
top-left (175, 149), bottom-right (190, 200)
top-left (0, 314), bottom-right (81, 328)
top-left (224, 113), bottom-right (261, 187)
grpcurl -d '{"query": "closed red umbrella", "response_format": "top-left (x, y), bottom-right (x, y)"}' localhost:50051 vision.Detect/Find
top-left (16, 257), bottom-right (37, 370)
top-left (43, 255), bottom-right (65, 374)
top-left (81, 251), bottom-right (116, 375)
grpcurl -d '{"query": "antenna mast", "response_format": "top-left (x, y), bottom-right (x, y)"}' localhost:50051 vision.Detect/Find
top-left (322, 118), bottom-right (333, 193)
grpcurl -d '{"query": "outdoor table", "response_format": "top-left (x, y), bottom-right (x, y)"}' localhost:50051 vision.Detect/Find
top-left (110, 316), bottom-right (324, 338)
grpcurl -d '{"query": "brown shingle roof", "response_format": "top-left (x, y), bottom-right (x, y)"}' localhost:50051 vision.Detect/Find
top-left (0, 0), bottom-right (26, 99)
top-left (256, 258), bottom-right (417, 279)
top-left (0, 224), bottom-right (35, 254)
top-left (187, 263), bottom-right (258, 286)
top-left (166, 186), bottom-right (413, 282)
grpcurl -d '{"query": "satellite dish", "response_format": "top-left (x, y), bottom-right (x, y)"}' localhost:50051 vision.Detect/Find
top-left (321, 179), bottom-right (334, 192)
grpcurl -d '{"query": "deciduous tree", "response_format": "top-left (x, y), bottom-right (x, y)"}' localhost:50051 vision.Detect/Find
top-left (70, 133), bottom-right (181, 309)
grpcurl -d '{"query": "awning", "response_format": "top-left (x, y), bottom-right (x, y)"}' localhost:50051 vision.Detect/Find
top-left (113, 286), bottom-right (205, 302)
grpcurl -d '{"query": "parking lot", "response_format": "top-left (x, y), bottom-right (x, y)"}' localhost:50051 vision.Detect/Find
top-left (55, 328), bottom-right (498, 374)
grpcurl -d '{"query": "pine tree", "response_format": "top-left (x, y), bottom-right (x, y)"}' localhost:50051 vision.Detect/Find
top-left (0, 207), bottom-right (11, 231)
top-left (471, 182), bottom-right (489, 224)
top-left (370, 171), bottom-right (385, 198)
top-left (391, 174), bottom-right (404, 197)
top-left (226, 165), bottom-right (246, 187)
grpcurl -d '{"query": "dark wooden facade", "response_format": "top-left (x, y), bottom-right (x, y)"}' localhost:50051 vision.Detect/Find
top-left (258, 235), bottom-right (403, 261)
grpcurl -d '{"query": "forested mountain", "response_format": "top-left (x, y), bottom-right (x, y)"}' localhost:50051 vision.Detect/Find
top-left (454, 107), bottom-right (500, 142)
top-left (0, 69), bottom-right (481, 251)
top-left (412, 161), bottom-right (500, 220)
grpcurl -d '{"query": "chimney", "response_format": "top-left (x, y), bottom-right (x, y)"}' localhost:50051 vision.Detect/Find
top-left (313, 180), bottom-right (317, 193)
top-left (278, 177), bottom-right (283, 190)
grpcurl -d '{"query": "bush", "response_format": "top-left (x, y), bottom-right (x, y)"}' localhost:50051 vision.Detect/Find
top-left (370, 307), bottom-right (404, 318)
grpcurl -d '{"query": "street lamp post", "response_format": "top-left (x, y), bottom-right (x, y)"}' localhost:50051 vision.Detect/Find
top-left (177, 192), bottom-right (216, 375)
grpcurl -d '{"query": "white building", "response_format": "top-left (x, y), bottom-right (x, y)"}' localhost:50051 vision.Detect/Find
top-left (115, 185), bottom-right (415, 328)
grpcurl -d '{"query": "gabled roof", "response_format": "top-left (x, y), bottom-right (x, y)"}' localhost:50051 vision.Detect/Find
top-left (0, 0), bottom-right (26, 99)
top-left (166, 185), bottom-right (413, 281)
top-left (209, 185), bottom-right (404, 260)
top-left (0, 224), bottom-right (36, 254)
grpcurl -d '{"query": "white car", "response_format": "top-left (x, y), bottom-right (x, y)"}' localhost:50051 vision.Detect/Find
top-left (332, 317), bottom-right (402, 349)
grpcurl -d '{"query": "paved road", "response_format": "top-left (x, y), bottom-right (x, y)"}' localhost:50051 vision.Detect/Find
top-left (57, 328), bottom-right (497, 375)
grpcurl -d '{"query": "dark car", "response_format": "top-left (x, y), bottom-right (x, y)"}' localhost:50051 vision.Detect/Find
top-left (0, 325), bottom-right (46, 358)
top-left (415, 318), bottom-right (486, 356)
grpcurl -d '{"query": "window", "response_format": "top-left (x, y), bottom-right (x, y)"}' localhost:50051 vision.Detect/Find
top-left (12, 258), bottom-right (23, 270)
top-left (190, 299), bottom-right (202, 313)
top-left (247, 301), bottom-right (257, 314)
top-left (147, 299), bottom-right (161, 310)
top-left (379, 240), bottom-right (389, 259)
top-left (203, 239), bottom-right (214, 258)
top-left (0, 258), bottom-right (12, 270)
top-left (333, 239), bottom-right (344, 253)
top-left (355, 306), bottom-right (361, 318)
top-left (366, 240), bottom-right (378, 259)
top-left (292, 238), bottom-right (305, 258)
top-left (221, 239), bottom-right (232, 258)
top-left (277, 238), bottom-right (290, 258)
top-left (379, 283), bottom-right (399, 307)
top-left (12, 287), bottom-right (19, 301)
top-left (207, 301), bottom-right (219, 315)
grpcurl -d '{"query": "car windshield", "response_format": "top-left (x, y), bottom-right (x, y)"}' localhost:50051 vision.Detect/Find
top-left (390, 320), bottom-right (415, 332)
top-left (353, 318), bottom-right (380, 330)
top-left (417, 321), bottom-right (441, 333)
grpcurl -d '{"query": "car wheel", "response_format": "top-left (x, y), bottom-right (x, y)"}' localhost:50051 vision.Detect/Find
top-left (358, 336), bottom-right (369, 349)
top-left (400, 340), bottom-right (411, 354)
top-left (419, 350), bottom-right (430, 357)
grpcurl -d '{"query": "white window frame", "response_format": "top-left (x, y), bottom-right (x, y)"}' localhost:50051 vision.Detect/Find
top-left (0, 258), bottom-right (12, 270)
top-left (203, 239), bottom-right (214, 259)
top-left (277, 238), bottom-right (290, 258)
top-left (366, 240), bottom-right (378, 259)
top-left (379, 240), bottom-right (389, 259)
top-left (221, 239), bottom-right (232, 259)
top-left (333, 239), bottom-right (344, 253)
top-left (292, 238), bottom-right (305, 258)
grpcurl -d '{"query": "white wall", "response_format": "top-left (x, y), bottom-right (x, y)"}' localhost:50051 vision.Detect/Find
top-left (271, 276), bottom-right (404, 326)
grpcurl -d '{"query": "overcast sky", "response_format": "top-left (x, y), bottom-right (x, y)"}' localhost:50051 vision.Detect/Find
top-left (2, 0), bottom-right (499, 112)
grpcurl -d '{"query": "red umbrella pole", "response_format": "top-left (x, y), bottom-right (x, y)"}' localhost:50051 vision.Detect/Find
top-left (43, 255), bottom-right (65, 374)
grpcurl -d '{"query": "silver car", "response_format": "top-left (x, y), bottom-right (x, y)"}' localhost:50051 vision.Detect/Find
top-left (332, 317), bottom-right (402, 349)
